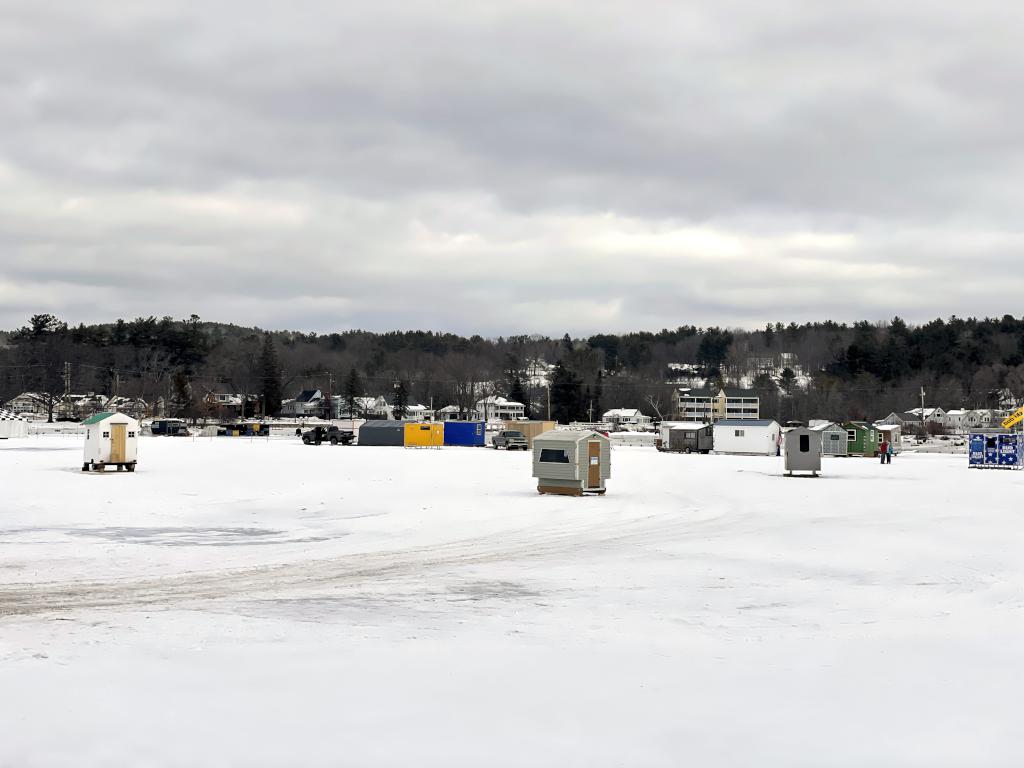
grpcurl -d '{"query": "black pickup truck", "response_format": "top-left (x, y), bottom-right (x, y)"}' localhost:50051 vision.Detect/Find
top-left (301, 426), bottom-right (355, 445)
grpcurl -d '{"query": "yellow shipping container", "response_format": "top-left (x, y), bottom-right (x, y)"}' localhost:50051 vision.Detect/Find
top-left (404, 422), bottom-right (444, 448)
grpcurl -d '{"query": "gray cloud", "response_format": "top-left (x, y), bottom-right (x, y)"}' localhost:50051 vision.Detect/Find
top-left (2, 0), bottom-right (1023, 335)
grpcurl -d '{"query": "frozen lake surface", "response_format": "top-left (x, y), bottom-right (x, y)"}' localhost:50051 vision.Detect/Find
top-left (2, 435), bottom-right (1023, 766)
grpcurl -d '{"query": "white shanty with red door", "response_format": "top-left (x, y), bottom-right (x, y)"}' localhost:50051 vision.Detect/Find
top-left (82, 411), bottom-right (140, 472)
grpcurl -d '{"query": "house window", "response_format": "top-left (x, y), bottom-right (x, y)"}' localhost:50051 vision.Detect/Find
top-left (539, 448), bottom-right (570, 463)
top-left (734, 430), bottom-right (745, 437)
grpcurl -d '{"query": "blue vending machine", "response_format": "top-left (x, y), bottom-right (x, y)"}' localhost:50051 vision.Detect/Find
top-left (998, 434), bottom-right (1022, 467)
top-left (969, 434), bottom-right (987, 467)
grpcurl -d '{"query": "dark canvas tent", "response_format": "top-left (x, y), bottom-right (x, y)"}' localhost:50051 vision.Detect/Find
top-left (358, 420), bottom-right (406, 446)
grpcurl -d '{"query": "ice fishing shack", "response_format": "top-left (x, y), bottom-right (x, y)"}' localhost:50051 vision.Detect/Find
top-left (782, 426), bottom-right (822, 476)
top-left (532, 429), bottom-right (610, 496)
top-left (82, 411), bottom-right (139, 472)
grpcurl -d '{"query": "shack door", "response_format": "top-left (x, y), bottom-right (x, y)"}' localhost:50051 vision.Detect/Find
top-left (587, 441), bottom-right (601, 488)
top-left (110, 424), bottom-right (127, 463)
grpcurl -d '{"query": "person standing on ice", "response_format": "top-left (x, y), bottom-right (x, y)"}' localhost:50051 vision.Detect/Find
top-left (886, 440), bottom-right (894, 464)
top-left (879, 439), bottom-right (889, 464)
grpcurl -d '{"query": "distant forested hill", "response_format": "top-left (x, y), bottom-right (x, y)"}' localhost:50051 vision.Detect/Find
top-left (2, 313), bottom-right (1023, 423)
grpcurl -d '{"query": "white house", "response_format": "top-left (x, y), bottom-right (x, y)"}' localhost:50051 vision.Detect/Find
top-left (82, 411), bottom-right (139, 472)
top-left (475, 396), bottom-right (526, 422)
top-left (4, 392), bottom-right (48, 416)
top-left (281, 389), bottom-right (323, 417)
top-left (602, 408), bottom-right (654, 431)
top-left (402, 403), bottom-right (433, 421)
top-left (905, 407), bottom-right (947, 427)
top-left (712, 419), bottom-right (781, 456)
top-left (435, 405), bottom-right (467, 421)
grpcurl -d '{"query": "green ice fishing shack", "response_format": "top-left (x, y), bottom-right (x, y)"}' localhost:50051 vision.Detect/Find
top-left (841, 421), bottom-right (881, 457)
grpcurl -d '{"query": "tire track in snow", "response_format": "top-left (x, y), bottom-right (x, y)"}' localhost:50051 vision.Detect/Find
top-left (0, 510), bottom-right (704, 617)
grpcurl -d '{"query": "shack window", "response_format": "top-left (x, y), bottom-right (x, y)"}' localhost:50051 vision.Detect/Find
top-left (419, 426), bottom-right (429, 431)
top-left (799, 434), bottom-right (810, 452)
top-left (986, 437), bottom-right (997, 448)
top-left (847, 430), bottom-right (856, 442)
top-left (128, 432), bottom-right (136, 438)
top-left (734, 429), bottom-right (744, 437)
top-left (539, 448), bottom-right (570, 463)
top-left (102, 431), bottom-right (109, 438)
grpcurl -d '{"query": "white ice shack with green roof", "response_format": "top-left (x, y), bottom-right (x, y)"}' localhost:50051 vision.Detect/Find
top-left (82, 411), bottom-right (140, 472)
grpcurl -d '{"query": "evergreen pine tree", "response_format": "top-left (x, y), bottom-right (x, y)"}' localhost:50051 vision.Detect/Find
top-left (392, 380), bottom-right (409, 420)
top-left (343, 368), bottom-right (363, 418)
top-left (550, 361), bottom-right (583, 424)
top-left (509, 375), bottom-right (528, 418)
top-left (258, 333), bottom-right (283, 416)
top-left (779, 367), bottom-right (797, 394)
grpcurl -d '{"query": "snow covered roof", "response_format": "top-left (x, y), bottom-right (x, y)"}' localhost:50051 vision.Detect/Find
top-left (667, 421), bottom-right (712, 430)
top-left (906, 407), bottom-right (944, 417)
top-left (476, 396), bottom-right (524, 407)
top-left (603, 408), bottom-right (644, 418)
top-left (715, 419), bottom-right (778, 427)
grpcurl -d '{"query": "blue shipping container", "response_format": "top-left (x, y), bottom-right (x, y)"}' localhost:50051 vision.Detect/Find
top-left (443, 421), bottom-right (486, 447)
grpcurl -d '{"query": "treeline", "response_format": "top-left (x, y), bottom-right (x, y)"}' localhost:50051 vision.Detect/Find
top-left (2, 313), bottom-right (1023, 422)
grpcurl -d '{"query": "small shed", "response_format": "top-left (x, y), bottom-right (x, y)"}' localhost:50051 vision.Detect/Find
top-left (811, 422), bottom-right (848, 457)
top-left (712, 419), bottom-right (782, 456)
top-left (443, 421), bottom-right (486, 447)
top-left (657, 421), bottom-right (713, 453)
top-left (783, 427), bottom-right (822, 476)
top-left (843, 421), bottom-right (880, 457)
top-left (504, 420), bottom-right (556, 448)
top-left (875, 424), bottom-right (902, 453)
top-left (82, 411), bottom-right (139, 472)
top-left (358, 420), bottom-right (406, 446)
top-left (532, 429), bottom-right (611, 496)
top-left (404, 422), bottom-right (444, 448)
top-left (0, 408), bottom-right (29, 439)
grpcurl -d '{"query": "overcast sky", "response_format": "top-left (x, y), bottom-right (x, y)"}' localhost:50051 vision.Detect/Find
top-left (2, 1), bottom-right (1022, 336)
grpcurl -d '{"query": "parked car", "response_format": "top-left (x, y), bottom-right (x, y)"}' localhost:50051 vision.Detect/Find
top-left (302, 426), bottom-right (355, 445)
top-left (492, 429), bottom-right (529, 450)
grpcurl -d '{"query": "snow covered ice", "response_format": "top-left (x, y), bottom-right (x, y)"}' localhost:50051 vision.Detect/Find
top-left (2, 435), bottom-right (1024, 766)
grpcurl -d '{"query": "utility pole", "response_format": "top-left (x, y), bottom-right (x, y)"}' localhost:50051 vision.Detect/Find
top-left (62, 361), bottom-right (70, 420)
top-left (547, 385), bottom-right (551, 422)
top-left (588, 398), bottom-right (594, 422)
top-left (920, 386), bottom-right (926, 437)
top-left (326, 371), bottom-right (334, 422)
